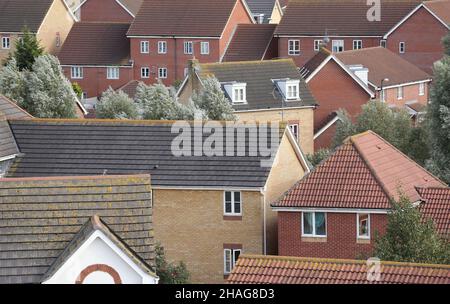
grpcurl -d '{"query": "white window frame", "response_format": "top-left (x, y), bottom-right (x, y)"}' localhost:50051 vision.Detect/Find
top-left (357, 213), bottom-right (371, 239)
top-left (200, 41), bottom-right (210, 55)
top-left (224, 248), bottom-right (241, 274)
top-left (1, 36), bottom-right (10, 49)
top-left (158, 41), bottom-right (167, 54)
top-left (106, 67), bottom-right (120, 80)
top-left (141, 67), bottom-right (150, 79)
top-left (399, 42), bottom-right (405, 54)
top-left (286, 81), bottom-right (299, 100)
top-left (397, 86), bottom-right (404, 100)
top-left (158, 67), bottom-right (167, 79)
top-left (302, 212), bottom-right (327, 237)
top-left (288, 40), bottom-right (300, 56)
top-left (419, 83), bottom-right (425, 96)
top-left (140, 40), bottom-right (149, 54)
top-left (71, 66), bottom-right (83, 79)
top-left (289, 124), bottom-right (299, 141)
top-left (232, 84), bottom-right (247, 104)
top-left (380, 40), bottom-right (387, 48)
top-left (224, 191), bottom-right (242, 216)
top-left (332, 40), bottom-right (344, 53)
top-left (184, 41), bottom-right (193, 55)
top-left (353, 40), bottom-right (362, 50)
top-left (314, 40), bottom-right (322, 51)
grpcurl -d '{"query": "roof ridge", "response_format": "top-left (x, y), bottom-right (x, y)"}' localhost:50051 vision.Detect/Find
top-left (0, 174), bottom-right (151, 183)
top-left (0, 94), bottom-right (33, 118)
top-left (202, 58), bottom-right (294, 67)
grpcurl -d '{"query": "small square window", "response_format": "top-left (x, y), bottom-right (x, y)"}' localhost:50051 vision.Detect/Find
top-left (184, 41), bottom-right (193, 54)
top-left (158, 41), bottom-right (167, 54)
top-left (314, 40), bottom-right (322, 51)
top-left (397, 86), bottom-right (404, 100)
top-left (332, 40), bottom-right (344, 53)
top-left (140, 41), bottom-right (149, 53)
top-left (141, 67), bottom-right (150, 78)
top-left (399, 42), bottom-right (405, 54)
top-left (106, 67), bottom-right (120, 79)
top-left (71, 67), bottom-right (83, 79)
top-left (419, 83), bottom-right (425, 96)
top-left (288, 40), bottom-right (300, 55)
top-left (158, 67), bottom-right (167, 79)
top-left (2, 36), bottom-right (10, 49)
top-left (353, 40), bottom-right (362, 50)
top-left (302, 212), bottom-right (326, 237)
top-left (224, 191), bottom-right (242, 216)
top-left (200, 42), bottom-right (210, 55)
top-left (357, 213), bottom-right (370, 239)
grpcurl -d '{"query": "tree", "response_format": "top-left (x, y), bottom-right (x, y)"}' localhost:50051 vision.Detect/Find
top-left (307, 149), bottom-right (332, 167)
top-left (192, 77), bottom-right (237, 121)
top-left (72, 82), bottom-right (83, 99)
top-left (155, 243), bottom-right (190, 284)
top-left (443, 32), bottom-right (450, 56)
top-left (426, 57), bottom-right (450, 184)
top-left (11, 26), bottom-right (44, 71)
top-left (25, 55), bottom-right (76, 118)
top-left (0, 58), bottom-right (27, 106)
top-left (96, 88), bottom-right (139, 119)
top-left (332, 110), bottom-right (357, 148)
top-left (373, 195), bottom-right (450, 264)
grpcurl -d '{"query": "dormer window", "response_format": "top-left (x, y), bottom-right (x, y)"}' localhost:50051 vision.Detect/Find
top-left (273, 79), bottom-right (301, 101)
top-left (287, 82), bottom-right (299, 100)
top-left (223, 82), bottom-right (247, 104)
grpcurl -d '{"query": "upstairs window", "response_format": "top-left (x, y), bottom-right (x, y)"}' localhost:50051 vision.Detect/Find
top-left (141, 67), bottom-right (150, 78)
top-left (1, 36), bottom-right (10, 49)
top-left (353, 40), bottom-right (362, 50)
top-left (158, 41), bottom-right (167, 54)
top-left (224, 249), bottom-right (241, 274)
top-left (200, 42), bottom-right (209, 55)
top-left (106, 67), bottom-right (119, 79)
top-left (357, 213), bottom-right (370, 239)
top-left (419, 83), bottom-right (425, 96)
top-left (314, 40), bottom-right (322, 51)
top-left (397, 86), bottom-right (404, 100)
top-left (184, 41), bottom-right (193, 54)
top-left (140, 40), bottom-right (149, 53)
top-left (399, 42), bottom-right (405, 54)
top-left (224, 191), bottom-right (241, 216)
top-left (288, 40), bottom-right (300, 55)
top-left (289, 124), bottom-right (299, 141)
top-left (71, 67), bottom-right (83, 79)
top-left (233, 86), bottom-right (246, 103)
top-left (302, 212), bottom-right (326, 237)
top-left (332, 40), bottom-right (344, 53)
top-left (158, 67), bottom-right (167, 79)
top-left (286, 82), bottom-right (299, 100)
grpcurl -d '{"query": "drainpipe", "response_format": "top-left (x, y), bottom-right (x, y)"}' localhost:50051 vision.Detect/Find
top-left (260, 187), bottom-right (267, 255)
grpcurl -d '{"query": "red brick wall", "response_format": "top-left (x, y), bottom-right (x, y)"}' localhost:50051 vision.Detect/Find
top-left (278, 212), bottom-right (388, 259)
top-left (314, 122), bottom-right (337, 151)
top-left (278, 37), bottom-right (381, 67)
top-left (386, 6), bottom-right (449, 74)
top-left (79, 0), bottom-right (134, 22)
top-left (63, 66), bottom-right (133, 98)
top-left (375, 82), bottom-right (430, 106)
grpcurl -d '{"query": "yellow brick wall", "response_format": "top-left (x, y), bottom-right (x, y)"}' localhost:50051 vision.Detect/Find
top-left (0, 34), bottom-right (19, 63)
top-left (269, 3), bottom-right (283, 24)
top-left (152, 189), bottom-right (264, 283)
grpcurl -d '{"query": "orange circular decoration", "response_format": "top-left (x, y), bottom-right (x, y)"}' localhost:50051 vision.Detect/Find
top-left (75, 264), bottom-right (122, 284)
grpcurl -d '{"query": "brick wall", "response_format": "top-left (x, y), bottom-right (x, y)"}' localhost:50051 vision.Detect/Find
top-left (79, 0), bottom-right (134, 22)
top-left (375, 82), bottom-right (430, 106)
top-left (278, 212), bottom-right (388, 259)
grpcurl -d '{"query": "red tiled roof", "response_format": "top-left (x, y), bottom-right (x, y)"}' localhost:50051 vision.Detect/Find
top-left (274, 131), bottom-right (445, 209)
top-left (275, 0), bottom-right (421, 36)
top-left (117, 80), bottom-right (141, 99)
top-left (228, 255), bottom-right (450, 284)
top-left (222, 24), bottom-right (276, 62)
top-left (417, 187), bottom-right (450, 237)
top-left (299, 48), bottom-right (330, 79)
top-left (424, 0), bottom-right (450, 25)
top-left (127, 0), bottom-right (246, 37)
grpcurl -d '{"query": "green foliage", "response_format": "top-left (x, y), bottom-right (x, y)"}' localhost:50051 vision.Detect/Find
top-left (307, 149), bottom-right (332, 167)
top-left (72, 82), bottom-right (83, 99)
top-left (426, 57), bottom-right (450, 184)
top-left (0, 58), bottom-right (27, 106)
top-left (443, 32), bottom-right (450, 56)
top-left (332, 109), bottom-right (357, 148)
top-left (96, 88), bottom-right (139, 119)
top-left (404, 123), bottom-right (430, 166)
top-left (373, 195), bottom-right (450, 264)
top-left (11, 26), bottom-right (44, 71)
top-left (155, 243), bottom-right (190, 284)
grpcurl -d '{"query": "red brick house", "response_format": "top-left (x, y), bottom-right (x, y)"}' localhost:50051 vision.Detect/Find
top-left (272, 131), bottom-right (449, 259)
top-left (126, 0), bottom-right (254, 85)
top-left (59, 22), bottom-right (133, 99)
top-left (274, 0), bottom-right (420, 68)
top-left (383, 0), bottom-right (450, 74)
top-left (73, 0), bottom-right (143, 22)
top-left (299, 49), bottom-right (374, 151)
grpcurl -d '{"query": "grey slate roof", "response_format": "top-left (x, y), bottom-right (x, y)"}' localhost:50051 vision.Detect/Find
top-left (0, 0), bottom-right (54, 33)
top-left (7, 120), bottom-right (279, 188)
top-left (0, 174), bottom-right (154, 284)
top-left (0, 95), bottom-right (33, 120)
top-left (198, 59), bottom-right (317, 111)
top-left (246, 0), bottom-right (277, 23)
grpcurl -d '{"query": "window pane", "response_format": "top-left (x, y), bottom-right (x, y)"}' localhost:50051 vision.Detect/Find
top-left (303, 212), bottom-right (313, 235)
top-left (359, 214), bottom-right (369, 237)
top-left (233, 250), bottom-right (241, 267)
top-left (224, 250), bottom-right (231, 273)
top-left (225, 191), bottom-right (231, 202)
top-left (234, 192), bottom-right (240, 202)
top-left (315, 212), bottom-right (326, 235)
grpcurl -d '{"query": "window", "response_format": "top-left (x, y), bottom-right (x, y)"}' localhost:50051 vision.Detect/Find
top-left (286, 82), bottom-right (299, 100)
top-left (357, 213), bottom-right (370, 239)
top-left (302, 212), bottom-right (326, 237)
top-left (419, 83), bottom-right (425, 96)
top-left (106, 67), bottom-right (120, 79)
top-left (71, 67), bottom-right (83, 79)
top-left (289, 124), bottom-right (299, 141)
top-left (314, 40), bottom-right (322, 51)
top-left (82, 92), bottom-right (88, 100)
top-left (224, 191), bottom-right (242, 216)
top-left (184, 41), bottom-right (193, 54)
top-left (200, 41), bottom-right (209, 55)
top-left (158, 41), bottom-right (167, 54)
top-left (397, 86), bottom-right (403, 100)
top-left (253, 13), bottom-right (265, 24)
top-left (380, 40), bottom-right (387, 48)
top-left (141, 67), bottom-right (150, 78)
top-left (158, 67), bottom-right (167, 79)
top-left (399, 42), bottom-right (405, 54)
top-left (184, 67), bottom-right (189, 77)
top-left (332, 40), bottom-right (344, 53)
top-left (288, 40), bottom-right (300, 55)
top-left (140, 40), bottom-right (149, 53)
top-left (56, 32), bottom-right (61, 47)
top-left (224, 249), bottom-right (241, 274)
top-left (1, 36), bottom-right (10, 49)
top-left (353, 40), bottom-right (362, 50)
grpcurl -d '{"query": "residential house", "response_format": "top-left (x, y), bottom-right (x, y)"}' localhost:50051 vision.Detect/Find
top-left (5, 119), bottom-right (311, 283)
top-left (222, 24), bottom-right (278, 62)
top-left (0, 0), bottom-right (77, 62)
top-left (272, 131), bottom-right (449, 260)
top-left (274, 0), bottom-right (420, 67)
top-left (300, 48), bottom-right (374, 151)
top-left (0, 174), bottom-right (158, 284)
top-left (126, 0), bottom-right (255, 85)
top-left (177, 59), bottom-right (317, 154)
top-left (73, 0), bottom-right (143, 22)
top-left (246, 0), bottom-right (284, 24)
top-left (336, 47), bottom-right (432, 121)
top-left (228, 255), bottom-right (450, 284)
top-left (59, 22), bottom-right (134, 99)
top-left (383, 0), bottom-right (450, 74)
